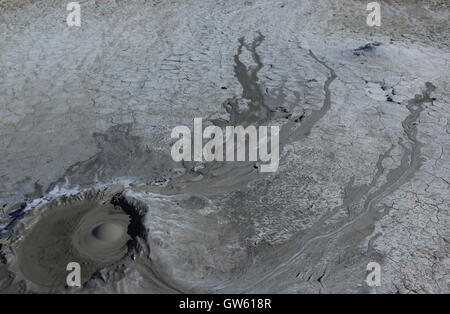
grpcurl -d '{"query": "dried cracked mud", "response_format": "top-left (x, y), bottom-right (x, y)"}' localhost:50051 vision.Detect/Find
top-left (0, 0), bottom-right (449, 293)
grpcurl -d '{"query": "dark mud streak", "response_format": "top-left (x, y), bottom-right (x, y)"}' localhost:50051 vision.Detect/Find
top-left (224, 32), bottom-right (293, 129)
top-left (212, 49), bottom-right (340, 291)
top-left (239, 82), bottom-right (435, 291)
top-left (279, 50), bottom-right (337, 146)
top-left (228, 32), bottom-right (273, 126)
top-left (175, 36), bottom-right (337, 191)
top-left (363, 82), bottom-right (435, 210)
top-left (170, 33), bottom-right (279, 188)
top-left (291, 50), bottom-right (336, 140)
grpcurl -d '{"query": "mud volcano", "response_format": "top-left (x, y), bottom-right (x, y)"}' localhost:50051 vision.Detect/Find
top-left (12, 189), bottom-right (132, 287)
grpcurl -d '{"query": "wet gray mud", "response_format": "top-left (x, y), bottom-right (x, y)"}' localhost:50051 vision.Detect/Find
top-left (156, 34), bottom-right (336, 195)
top-left (1, 0), bottom-right (448, 294)
top-left (220, 83), bottom-right (436, 293)
top-left (3, 187), bottom-right (142, 290)
top-left (1, 32), bottom-right (344, 292)
top-left (0, 32), bottom-right (442, 293)
top-left (2, 32), bottom-right (438, 292)
top-left (47, 124), bottom-right (177, 192)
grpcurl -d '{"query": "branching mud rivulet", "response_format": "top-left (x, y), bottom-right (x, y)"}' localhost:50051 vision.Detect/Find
top-left (0, 0), bottom-right (449, 294)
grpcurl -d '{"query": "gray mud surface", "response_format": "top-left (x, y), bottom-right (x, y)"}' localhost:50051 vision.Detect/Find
top-left (0, 0), bottom-right (449, 293)
top-left (8, 187), bottom-right (131, 289)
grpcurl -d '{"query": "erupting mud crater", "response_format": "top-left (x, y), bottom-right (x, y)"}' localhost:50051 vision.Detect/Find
top-left (6, 187), bottom-right (146, 289)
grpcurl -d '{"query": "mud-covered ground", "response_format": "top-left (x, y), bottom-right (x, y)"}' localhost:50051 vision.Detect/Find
top-left (0, 0), bottom-right (449, 293)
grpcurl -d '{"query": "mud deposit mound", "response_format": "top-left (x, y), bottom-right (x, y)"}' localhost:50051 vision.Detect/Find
top-left (11, 189), bottom-right (132, 287)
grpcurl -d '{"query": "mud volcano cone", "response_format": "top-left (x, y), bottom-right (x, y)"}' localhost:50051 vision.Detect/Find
top-left (13, 188), bottom-right (131, 288)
